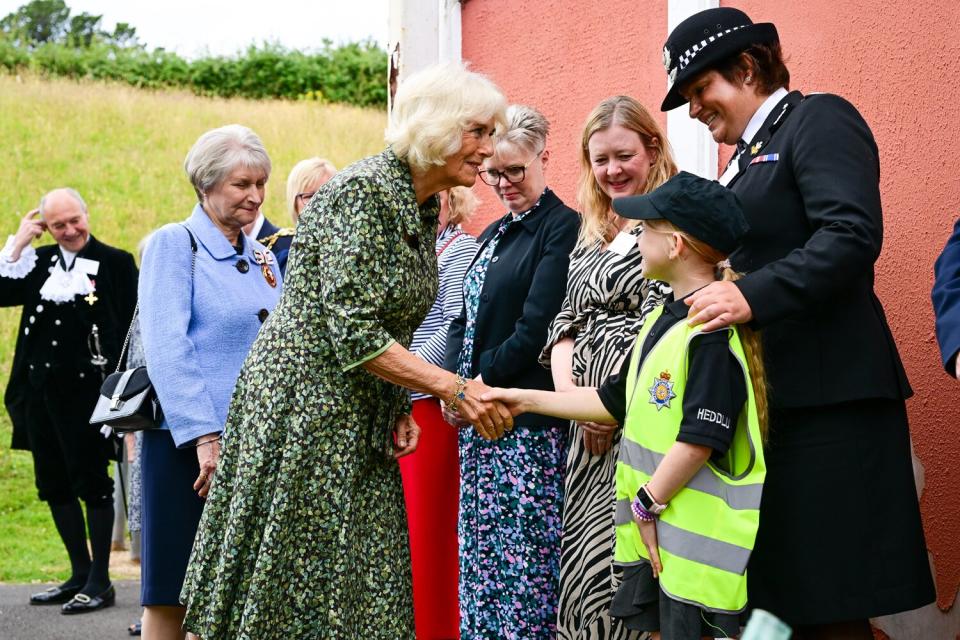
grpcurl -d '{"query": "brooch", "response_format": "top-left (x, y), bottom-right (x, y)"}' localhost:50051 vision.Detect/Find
top-left (253, 250), bottom-right (277, 288)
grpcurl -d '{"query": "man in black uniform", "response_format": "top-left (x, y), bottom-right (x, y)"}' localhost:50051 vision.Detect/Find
top-left (0, 188), bottom-right (138, 613)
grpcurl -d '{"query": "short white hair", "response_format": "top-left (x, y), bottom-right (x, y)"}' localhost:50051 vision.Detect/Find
top-left (39, 188), bottom-right (87, 216)
top-left (184, 124), bottom-right (272, 201)
top-left (286, 157), bottom-right (337, 220)
top-left (386, 63), bottom-right (507, 173)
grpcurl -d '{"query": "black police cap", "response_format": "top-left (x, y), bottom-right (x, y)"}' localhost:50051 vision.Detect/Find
top-left (611, 171), bottom-right (749, 255)
top-left (661, 7), bottom-right (779, 111)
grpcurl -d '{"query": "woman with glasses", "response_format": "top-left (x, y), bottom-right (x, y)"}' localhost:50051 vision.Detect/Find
top-left (540, 95), bottom-right (676, 639)
top-left (244, 157), bottom-right (338, 278)
top-left (443, 104), bottom-right (580, 639)
top-left (286, 157), bottom-right (337, 225)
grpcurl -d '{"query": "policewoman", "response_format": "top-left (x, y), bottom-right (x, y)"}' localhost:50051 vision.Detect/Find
top-left (659, 7), bottom-right (934, 637)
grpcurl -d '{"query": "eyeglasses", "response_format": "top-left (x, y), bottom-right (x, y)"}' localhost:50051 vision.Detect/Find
top-left (479, 151), bottom-right (542, 186)
top-left (295, 191), bottom-right (316, 205)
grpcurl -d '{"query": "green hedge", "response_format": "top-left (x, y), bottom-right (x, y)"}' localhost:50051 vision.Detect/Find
top-left (0, 38), bottom-right (387, 107)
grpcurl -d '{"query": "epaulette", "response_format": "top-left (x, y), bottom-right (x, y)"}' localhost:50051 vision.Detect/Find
top-left (260, 228), bottom-right (295, 251)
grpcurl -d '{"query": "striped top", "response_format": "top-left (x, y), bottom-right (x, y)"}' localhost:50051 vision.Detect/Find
top-left (540, 226), bottom-right (670, 386)
top-left (410, 224), bottom-right (478, 401)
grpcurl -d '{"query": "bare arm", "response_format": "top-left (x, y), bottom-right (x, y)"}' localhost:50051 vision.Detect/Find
top-left (635, 441), bottom-right (712, 578)
top-left (645, 442), bottom-right (712, 505)
top-left (365, 343), bottom-right (513, 439)
top-left (483, 386), bottom-right (614, 425)
top-left (549, 337), bottom-right (577, 391)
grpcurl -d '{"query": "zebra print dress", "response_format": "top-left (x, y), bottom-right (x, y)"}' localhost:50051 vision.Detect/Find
top-left (540, 226), bottom-right (668, 640)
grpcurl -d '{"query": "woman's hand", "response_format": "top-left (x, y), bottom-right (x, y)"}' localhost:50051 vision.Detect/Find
top-left (455, 378), bottom-right (514, 441)
top-left (193, 434), bottom-right (221, 498)
top-left (441, 400), bottom-right (470, 428)
top-left (124, 433), bottom-right (137, 463)
top-left (635, 517), bottom-right (663, 579)
top-left (685, 281), bottom-right (752, 332)
top-left (581, 422), bottom-right (616, 455)
top-left (11, 209), bottom-right (44, 261)
top-left (393, 414), bottom-right (421, 459)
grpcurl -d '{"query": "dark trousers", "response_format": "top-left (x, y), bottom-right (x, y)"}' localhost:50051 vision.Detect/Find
top-left (24, 370), bottom-right (113, 506)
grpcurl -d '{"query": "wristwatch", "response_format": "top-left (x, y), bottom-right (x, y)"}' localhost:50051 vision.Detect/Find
top-left (636, 484), bottom-right (668, 515)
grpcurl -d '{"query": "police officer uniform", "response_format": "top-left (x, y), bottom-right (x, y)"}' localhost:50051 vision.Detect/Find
top-left (1, 235), bottom-right (137, 610)
top-left (660, 7), bottom-right (935, 626)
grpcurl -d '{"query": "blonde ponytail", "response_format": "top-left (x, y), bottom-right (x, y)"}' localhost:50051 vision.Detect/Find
top-left (720, 267), bottom-right (769, 441)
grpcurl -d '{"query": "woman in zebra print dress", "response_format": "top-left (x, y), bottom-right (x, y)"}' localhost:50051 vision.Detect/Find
top-left (541, 96), bottom-right (677, 639)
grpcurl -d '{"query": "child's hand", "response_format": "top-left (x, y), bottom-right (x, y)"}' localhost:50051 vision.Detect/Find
top-left (480, 387), bottom-right (530, 416)
top-left (635, 518), bottom-right (663, 578)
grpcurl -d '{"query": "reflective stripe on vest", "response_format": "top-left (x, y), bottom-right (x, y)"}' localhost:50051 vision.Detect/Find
top-left (613, 305), bottom-right (765, 613)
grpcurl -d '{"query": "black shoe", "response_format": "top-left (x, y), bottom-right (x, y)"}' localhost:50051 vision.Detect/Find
top-left (60, 584), bottom-right (115, 614)
top-left (29, 584), bottom-right (82, 605)
top-left (128, 619), bottom-right (142, 636)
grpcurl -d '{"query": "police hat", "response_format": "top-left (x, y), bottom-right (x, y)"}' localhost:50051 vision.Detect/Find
top-left (612, 172), bottom-right (749, 255)
top-left (661, 7), bottom-right (778, 111)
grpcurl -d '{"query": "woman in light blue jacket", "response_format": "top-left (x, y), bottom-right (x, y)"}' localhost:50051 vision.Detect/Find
top-left (137, 124), bottom-right (282, 640)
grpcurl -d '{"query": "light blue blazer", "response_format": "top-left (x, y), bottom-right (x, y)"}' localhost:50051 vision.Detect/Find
top-left (139, 205), bottom-right (282, 447)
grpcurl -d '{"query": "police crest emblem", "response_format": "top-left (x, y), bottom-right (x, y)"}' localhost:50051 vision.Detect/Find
top-left (648, 370), bottom-right (676, 411)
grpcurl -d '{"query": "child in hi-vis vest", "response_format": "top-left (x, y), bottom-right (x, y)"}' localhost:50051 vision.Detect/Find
top-left (484, 172), bottom-right (768, 639)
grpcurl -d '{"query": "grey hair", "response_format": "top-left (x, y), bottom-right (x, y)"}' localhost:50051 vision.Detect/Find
top-left (184, 124), bottom-right (272, 201)
top-left (39, 188), bottom-right (88, 216)
top-left (497, 104), bottom-right (551, 155)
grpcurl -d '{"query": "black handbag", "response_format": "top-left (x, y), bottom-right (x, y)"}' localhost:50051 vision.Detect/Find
top-left (89, 225), bottom-right (197, 434)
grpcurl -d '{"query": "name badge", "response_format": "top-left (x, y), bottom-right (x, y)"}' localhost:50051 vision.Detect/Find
top-left (608, 231), bottom-right (636, 257)
top-left (74, 257), bottom-right (100, 276)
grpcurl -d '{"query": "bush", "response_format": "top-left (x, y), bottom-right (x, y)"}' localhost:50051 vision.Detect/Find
top-left (0, 35), bottom-right (387, 107)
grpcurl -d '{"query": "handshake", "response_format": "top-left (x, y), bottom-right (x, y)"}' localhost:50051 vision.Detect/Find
top-left (440, 374), bottom-right (521, 441)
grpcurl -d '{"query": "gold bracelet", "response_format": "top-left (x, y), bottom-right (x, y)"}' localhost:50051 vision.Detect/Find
top-left (448, 375), bottom-right (467, 413)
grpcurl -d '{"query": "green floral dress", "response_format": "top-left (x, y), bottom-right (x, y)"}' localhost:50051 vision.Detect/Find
top-left (181, 149), bottom-right (439, 639)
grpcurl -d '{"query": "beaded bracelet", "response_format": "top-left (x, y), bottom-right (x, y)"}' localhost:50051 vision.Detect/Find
top-left (631, 496), bottom-right (656, 522)
top-left (448, 375), bottom-right (468, 413)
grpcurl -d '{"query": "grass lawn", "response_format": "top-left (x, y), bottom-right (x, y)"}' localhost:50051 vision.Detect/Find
top-left (0, 74), bottom-right (386, 582)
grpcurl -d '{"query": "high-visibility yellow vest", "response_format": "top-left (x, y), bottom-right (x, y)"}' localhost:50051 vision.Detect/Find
top-left (613, 305), bottom-right (765, 613)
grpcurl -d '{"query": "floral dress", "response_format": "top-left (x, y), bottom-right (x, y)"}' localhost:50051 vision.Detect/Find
top-left (457, 204), bottom-right (568, 639)
top-left (181, 149), bottom-right (439, 639)
top-left (540, 228), bottom-right (668, 640)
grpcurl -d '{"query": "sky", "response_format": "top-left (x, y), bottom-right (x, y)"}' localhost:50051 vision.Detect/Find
top-left (0, 0), bottom-right (390, 57)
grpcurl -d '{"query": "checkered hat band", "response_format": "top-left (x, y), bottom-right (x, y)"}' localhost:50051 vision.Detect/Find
top-left (677, 24), bottom-right (749, 71)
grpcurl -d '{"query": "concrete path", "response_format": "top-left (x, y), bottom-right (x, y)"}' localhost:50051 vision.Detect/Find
top-left (0, 581), bottom-right (141, 639)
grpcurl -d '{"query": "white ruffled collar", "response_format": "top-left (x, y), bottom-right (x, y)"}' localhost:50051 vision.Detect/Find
top-left (39, 253), bottom-right (95, 303)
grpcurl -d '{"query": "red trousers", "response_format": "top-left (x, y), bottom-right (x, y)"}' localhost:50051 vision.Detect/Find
top-left (399, 398), bottom-right (461, 639)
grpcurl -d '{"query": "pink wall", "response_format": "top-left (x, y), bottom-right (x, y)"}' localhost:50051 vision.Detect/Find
top-left (460, 0), bottom-right (667, 232)
top-left (462, 0), bottom-right (960, 623)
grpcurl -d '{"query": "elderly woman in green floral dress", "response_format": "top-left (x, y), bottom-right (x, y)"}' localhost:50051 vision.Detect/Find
top-left (181, 64), bottom-right (512, 639)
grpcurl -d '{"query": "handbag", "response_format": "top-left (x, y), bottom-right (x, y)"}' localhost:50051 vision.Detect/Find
top-left (89, 225), bottom-right (197, 434)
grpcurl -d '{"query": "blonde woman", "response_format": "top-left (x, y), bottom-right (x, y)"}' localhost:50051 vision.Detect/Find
top-left (539, 95), bottom-right (676, 639)
top-left (181, 63), bottom-right (511, 639)
top-left (286, 157), bottom-right (337, 224)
